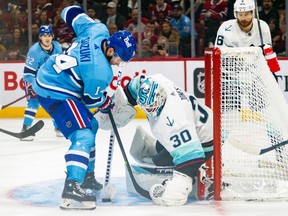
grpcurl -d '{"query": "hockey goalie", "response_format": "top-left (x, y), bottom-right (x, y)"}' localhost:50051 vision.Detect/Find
top-left (95, 73), bottom-right (214, 206)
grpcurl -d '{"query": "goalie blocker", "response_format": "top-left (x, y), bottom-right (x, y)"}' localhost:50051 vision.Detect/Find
top-left (94, 86), bottom-right (136, 130)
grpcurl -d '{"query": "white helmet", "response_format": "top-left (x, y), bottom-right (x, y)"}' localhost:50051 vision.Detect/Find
top-left (234, 0), bottom-right (255, 18)
top-left (137, 77), bottom-right (167, 119)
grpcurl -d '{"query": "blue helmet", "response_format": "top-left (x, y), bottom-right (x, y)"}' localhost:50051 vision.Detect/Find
top-left (106, 30), bottom-right (136, 62)
top-left (39, 25), bottom-right (54, 36)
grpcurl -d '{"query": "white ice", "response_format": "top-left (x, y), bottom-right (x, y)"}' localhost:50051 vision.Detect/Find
top-left (1, 118), bottom-right (288, 216)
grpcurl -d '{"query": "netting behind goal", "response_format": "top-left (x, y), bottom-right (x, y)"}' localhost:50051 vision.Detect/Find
top-left (205, 47), bottom-right (288, 201)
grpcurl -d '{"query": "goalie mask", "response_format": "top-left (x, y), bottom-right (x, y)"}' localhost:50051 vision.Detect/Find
top-left (137, 77), bottom-right (167, 119)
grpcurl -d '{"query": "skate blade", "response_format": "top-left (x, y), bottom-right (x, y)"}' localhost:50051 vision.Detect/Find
top-left (60, 198), bottom-right (96, 210)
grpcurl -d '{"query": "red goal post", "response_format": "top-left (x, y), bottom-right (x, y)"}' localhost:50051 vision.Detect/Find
top-left (204, 47), bottom-right (288, 201)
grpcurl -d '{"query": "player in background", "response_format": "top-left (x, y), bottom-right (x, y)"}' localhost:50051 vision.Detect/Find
top-left (113, 73), bottom-right (213, 206)
top-left (32, 5), bottom-right (136, 210)
top-left (21, 25), bottom-right (63, 141)
top-left (214, 0), bottom-right (280, 73)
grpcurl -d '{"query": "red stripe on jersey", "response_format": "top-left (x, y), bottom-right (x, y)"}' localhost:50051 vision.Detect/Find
top-left (67, 100), bottom-right (85, 128)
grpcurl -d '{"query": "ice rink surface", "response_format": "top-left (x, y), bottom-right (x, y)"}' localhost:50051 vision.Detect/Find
top-left (1, 118), bottom-right (288, 216)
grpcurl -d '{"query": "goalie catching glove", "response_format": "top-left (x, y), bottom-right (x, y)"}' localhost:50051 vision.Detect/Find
top-left (149, 170), bottom-right (192, 206)
top-left (94, 86), bottom-right (136, 130)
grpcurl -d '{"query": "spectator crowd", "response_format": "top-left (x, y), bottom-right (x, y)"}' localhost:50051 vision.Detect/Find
top-left (0, 0), bottom-right (286, 60)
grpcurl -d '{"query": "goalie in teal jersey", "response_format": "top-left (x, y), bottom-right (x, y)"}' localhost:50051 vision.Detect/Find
top-left (32, 5), bottom-right (136, 210)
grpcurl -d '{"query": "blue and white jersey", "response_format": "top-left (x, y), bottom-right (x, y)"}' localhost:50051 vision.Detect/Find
top-left (23, 41), bottom-right (62, 83)
top-left (128, 74), bottom-right (213, 166)
top-left (32, 6), bottom-right (113, 109)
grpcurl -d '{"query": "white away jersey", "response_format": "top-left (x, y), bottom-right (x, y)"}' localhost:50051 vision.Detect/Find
top-left (129, 74), bottom-right (213, 166)
top-left (215, 18), bottom-right (272, 47)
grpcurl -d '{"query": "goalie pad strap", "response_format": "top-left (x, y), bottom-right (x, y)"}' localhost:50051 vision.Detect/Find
top-left (152, 142), bottom-right (174, 166)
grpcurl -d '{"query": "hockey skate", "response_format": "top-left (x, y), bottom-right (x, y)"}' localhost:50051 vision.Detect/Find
top-left (60, 179), bottom-right (96, 210)
top-left (20, 125), bottom-right (35, 141)
top-left (81, 172), bottom-right (103, 191)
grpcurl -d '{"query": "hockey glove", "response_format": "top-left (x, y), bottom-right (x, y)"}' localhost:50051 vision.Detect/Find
top-left (24, 82), bottom-right (37, 100)
top-left (99, 95), bottom-right (114, 114)
top-left (263, 45), bottom-right (280, 73)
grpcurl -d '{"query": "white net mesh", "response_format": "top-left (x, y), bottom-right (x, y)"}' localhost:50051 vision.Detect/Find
top-left (215, 47), bottom-right (288, 200)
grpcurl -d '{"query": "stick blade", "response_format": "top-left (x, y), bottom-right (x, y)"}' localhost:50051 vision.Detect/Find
top-left (101, 184), bottom-right (116, 202)
top-left (225, 125), bottom-right (272, 156)
top-left (226, 136), bottom-right (261, 155)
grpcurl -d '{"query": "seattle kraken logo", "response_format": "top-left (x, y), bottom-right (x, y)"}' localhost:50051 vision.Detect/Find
top-left (166, 117), bottom-right (174, 126)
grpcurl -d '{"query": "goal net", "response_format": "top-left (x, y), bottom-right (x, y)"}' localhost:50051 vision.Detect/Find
top-left (204, 47), bottom-right (288, 201)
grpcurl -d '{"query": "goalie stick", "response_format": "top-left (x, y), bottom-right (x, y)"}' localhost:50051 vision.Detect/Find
top-left (108, 110), bottom-right (151, 200)
top-left (0, 95), bottom-right (27, 110)
top-left (0, 120), bottom-right (44, 139)
top-left (227, 136), bottom-right (288, 155)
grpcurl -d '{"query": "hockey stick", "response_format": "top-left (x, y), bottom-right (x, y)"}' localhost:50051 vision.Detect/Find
top-left (0, 120), bottom-right (44, 139)
top-left (254, 0), bottom-right (264, 45)
top-left (227, 136), bottom-right (288, 155)
top-left (101, 133), bottom-right (115, 202)
top-left (108, 110), bottom-right (151, 200)
top-left (102, 69), bottom-right (122, 202)
top-left (0, 95), bottom-right (27, 110)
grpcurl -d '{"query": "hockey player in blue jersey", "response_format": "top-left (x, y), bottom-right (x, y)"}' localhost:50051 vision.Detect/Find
top-left (32, 5), bottom-right (136, 210)
top-left (21, 25), bottom-right (63, 141)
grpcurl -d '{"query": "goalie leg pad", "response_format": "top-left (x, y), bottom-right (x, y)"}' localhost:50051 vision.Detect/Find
top-left (129, 125), bottom-right (158, 163)
top-left (149, 170), bottom-right (192, 206)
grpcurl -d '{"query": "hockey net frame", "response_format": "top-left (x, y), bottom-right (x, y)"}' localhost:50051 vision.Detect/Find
top-left (204, 47), bottom-right (288, 201)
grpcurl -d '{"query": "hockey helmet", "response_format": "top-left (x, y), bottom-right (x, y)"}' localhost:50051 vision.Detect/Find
top-left (137, 77), bottom-right (167, 119)
top-left (106, 30), bottom-right (136, 64)
top-left (39, 25), bottom-right (54, 36)
top-left (234, 0), bottom-right (255, 18)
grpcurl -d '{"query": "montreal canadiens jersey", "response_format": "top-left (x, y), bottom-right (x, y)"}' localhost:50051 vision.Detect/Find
top-left (23, 41), bottom-right (62, 83)
top-left (32, 6), bottom-right (113, 108)
top-left (129, 74), bottom-right (213, 166)
top-left (215, 18), bottom-right (272, 47)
